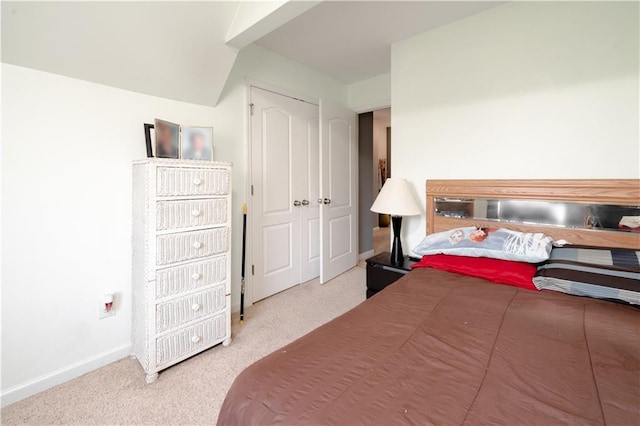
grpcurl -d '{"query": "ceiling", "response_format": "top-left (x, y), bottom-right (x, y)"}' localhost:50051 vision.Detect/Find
top-left (2, 1), bottom-right (505, 106)
top-left (256, 1), bottom-right (505, 84)
top-left (1, 1), bottom-right (239, 106)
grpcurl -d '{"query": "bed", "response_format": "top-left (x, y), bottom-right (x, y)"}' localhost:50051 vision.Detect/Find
top-left (218, 179), bottom-right (640, 425)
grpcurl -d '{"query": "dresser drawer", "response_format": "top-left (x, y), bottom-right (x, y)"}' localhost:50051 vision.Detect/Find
top-left (156, 198), bottom-right (227, 231)
top-left (156, 284), bottom-right (226, 333)
top-left (156, 255), bottom-right (227, 299)
top-left (157, 167), bottom-right (229, 197)
top-left (156, 227), bottom-right (229, 266)
top-left (156, 313), bottom-right (227, 367)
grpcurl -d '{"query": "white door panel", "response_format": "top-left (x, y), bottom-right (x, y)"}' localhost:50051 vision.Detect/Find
top-left (307, 218), bottom-right (320, 259)
top-left (251, 87), bottom-right (319, 300)
top-left (262, 109), bottom-right (292, 215)
top-left (300, 115), bottom-right (321, 283)
top-left (320, 100), bottom-right (358, 284)
top-left (251, 89), bottom-right (300, 301)
top-left (329, 215), bottom-right (352, 259)
top-left (329, 119), bottom-right (351, 208)
top-left (306, 118), bottom-right (320, 204)
top-left (263, 223), bottom-right (292, 276)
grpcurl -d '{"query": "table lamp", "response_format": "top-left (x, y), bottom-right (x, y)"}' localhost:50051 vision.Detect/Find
top-left (371, 178), bottom-right (421, 264)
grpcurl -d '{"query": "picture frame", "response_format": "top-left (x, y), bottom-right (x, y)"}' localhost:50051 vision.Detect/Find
top-left (181, 126), bottom-right (213, 161)
top-left (154, 118), bottom-right (180, 159)
top-left (143, 123), bottom-right (155, 157)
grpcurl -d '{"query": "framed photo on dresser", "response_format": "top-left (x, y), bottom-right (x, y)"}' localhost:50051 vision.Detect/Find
top-left (143, 123), bottom-right (155, 157)
top-left (181, 126), bottom-right (213, 161)
top-left (154, 119), bottom-right (180, 159)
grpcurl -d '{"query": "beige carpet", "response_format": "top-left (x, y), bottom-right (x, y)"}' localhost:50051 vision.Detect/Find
top-left (2, 265), bottom-right (366, 425)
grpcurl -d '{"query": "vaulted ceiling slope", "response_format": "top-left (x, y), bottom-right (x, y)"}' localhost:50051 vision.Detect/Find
top-left (2, 1), bottom-right (504, 106)
top-left (2, 2), bottom-right (245, 105)
top-left (2, 1), bottom-right (242, 107)
top-left (256, 1), bottom-right (505, 84)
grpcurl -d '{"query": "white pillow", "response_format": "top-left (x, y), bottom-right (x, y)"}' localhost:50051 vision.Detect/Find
top-left (413, 227), bottom-right (553, 263)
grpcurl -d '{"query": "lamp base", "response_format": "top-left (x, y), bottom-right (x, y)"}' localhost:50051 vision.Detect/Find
top-left (390, 216), bottom-right (404, 265)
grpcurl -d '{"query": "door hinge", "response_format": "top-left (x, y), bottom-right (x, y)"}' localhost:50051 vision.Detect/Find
top-left (251, 185), bottom-right (254, 196)
top-left (249, 103), bottom-right (254, 116)
top-left (252, 265), bottom-right (255, 276)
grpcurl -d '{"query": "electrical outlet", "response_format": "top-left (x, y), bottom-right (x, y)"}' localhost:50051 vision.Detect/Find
top-left (99, 292), bottom-right (116, 319)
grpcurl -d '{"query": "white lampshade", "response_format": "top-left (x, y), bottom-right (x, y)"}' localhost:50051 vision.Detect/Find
top-left (371, 178), bottom-right (421, 216)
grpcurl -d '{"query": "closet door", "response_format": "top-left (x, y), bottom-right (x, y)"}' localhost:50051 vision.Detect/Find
top-left (319, 100), bottom-right (358, 284)
top-left (300, 115), bottom-right (321, 283)
top-left (250, 87), bottom-right (319, 301)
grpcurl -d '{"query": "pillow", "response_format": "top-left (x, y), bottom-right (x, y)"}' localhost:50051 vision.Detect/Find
top-left (413, 227), bottom-right (553, 263)
top-left (412, 254), bottom-right (538, 290)
top-left (533, 246), bottom-right (640, 305)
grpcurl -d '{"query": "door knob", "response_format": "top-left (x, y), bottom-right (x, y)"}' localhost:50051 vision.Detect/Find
top-left (293, 200), bottom-right (301, 207)
top-left (301, 200), bottom-right (310, 206)
top-left (323, 198), bottom-right (332, 205)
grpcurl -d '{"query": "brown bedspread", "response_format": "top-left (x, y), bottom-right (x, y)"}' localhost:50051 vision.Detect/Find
top-left (218, 268), bottom-right (640, 425)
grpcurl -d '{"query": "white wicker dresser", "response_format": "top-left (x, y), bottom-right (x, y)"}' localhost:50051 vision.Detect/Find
top-left (132, 159), bottom-right (232, 383)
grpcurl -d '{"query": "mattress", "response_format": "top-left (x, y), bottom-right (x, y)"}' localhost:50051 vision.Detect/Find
top-left (217, 268), bottom-right (640, 425)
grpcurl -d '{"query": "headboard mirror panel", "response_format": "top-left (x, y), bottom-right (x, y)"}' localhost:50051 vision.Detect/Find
top-left (426, 180), bottom-right (640, 249)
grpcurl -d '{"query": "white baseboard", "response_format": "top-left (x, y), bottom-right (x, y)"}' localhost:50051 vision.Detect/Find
top-left (1, 343), bottom-right (131, 407)
top-left (358, 250), bottom-right (374, 260)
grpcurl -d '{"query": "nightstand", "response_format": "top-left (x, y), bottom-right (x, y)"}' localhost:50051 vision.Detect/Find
top-left (366, 252), bottom-right (418, 298)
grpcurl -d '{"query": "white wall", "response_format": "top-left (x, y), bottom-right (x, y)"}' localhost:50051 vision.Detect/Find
top-left (391, 1), bottom-right (639, 251)
top-left (348, 73), bottom-right (391, 112)
top-left (1, 44), bottom-right (347, 405)
top-left (1, 63), bottom-right (217, 402)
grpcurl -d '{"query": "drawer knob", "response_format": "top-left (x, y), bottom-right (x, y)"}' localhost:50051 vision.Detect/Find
top-left (191, 272), bottom-right (201, 280)
top-left (191, 303), bottom-right (201, 311)
top-left (191, 209), bottom-right (201, 217)
top-left (191, 335), bottom-right (201, 343)
top-left (193, 178), bottom-right (202, 186)
top-left (193, 241), bottom-right (202, 249)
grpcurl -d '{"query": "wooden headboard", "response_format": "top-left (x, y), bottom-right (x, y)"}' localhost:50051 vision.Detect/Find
top-left (426, 179), bottom-right (640, 249)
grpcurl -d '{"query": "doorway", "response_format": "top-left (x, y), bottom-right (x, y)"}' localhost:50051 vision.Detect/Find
top-left (357, 107), bottom-right (391, 258)
top-left (250, 87), bottom-right (320, 301)
top-left (249, 86), bottom-right (358, 302)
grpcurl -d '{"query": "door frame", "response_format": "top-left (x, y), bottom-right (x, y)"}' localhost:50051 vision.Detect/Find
top-left (244, 79), bottom-right (319, 307)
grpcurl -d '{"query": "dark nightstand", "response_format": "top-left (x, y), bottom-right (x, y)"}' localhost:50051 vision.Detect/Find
top-left (366, 252), bottom-right (418, 298)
